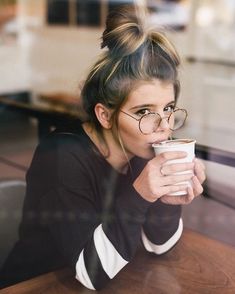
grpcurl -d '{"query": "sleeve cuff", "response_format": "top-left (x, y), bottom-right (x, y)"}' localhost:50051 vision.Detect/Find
top-left (141, 218), bottom-right (183, 255)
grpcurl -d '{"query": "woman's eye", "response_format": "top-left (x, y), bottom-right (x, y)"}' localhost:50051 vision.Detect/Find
top-left (135, 109), bottom-right (151, 116)
top-left (164, 105), bottom-right (175, 113)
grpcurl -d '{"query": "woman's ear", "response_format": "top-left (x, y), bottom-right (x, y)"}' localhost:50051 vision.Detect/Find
top-left (94, 103), bottom-right (112, 129)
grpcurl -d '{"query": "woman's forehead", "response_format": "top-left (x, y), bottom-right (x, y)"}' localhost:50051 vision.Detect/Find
top-left (124, 80), bottom-right (175, 107)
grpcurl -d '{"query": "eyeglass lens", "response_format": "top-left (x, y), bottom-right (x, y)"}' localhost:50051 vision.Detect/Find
top-left (139, 109), bottom-right (187, 134)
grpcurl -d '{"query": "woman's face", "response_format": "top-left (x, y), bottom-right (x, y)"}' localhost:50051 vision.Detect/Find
top-left (117, 79), bottom-right (175, 159)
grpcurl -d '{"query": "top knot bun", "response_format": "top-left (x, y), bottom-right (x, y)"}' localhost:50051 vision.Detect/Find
top-left (101, 5), bottom-right (146, 57)
top-left (101, 5), bottom-right (180, 66)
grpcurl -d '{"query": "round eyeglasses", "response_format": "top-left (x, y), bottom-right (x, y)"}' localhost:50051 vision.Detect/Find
top-left (120, 108), bottom-right (188, 135)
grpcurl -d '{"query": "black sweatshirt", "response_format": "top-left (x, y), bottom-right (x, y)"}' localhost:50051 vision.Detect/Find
top-left (0, 121), bottom-right (182, 290)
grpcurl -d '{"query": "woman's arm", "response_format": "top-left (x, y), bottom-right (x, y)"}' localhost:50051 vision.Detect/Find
top-left (131, 156), bottom-right (205, 255)
top-left (141, 202), bottom-right (182, 255)
top-left (41, 175), bottom-right (151, 290)
top-left (37, 136), bottom-right (151, 291)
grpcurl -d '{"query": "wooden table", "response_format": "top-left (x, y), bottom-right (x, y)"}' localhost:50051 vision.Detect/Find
top-left (1, 229), bottom-right (235, 294)
top-left (0, 93), bottom-right (83, 140)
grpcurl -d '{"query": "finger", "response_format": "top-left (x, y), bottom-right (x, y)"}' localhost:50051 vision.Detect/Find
top-left (162, 172), bottom-right (194, 186)
top-left (153, 151), bottom-right (188, 166)
top-left (183, 185), bottom-right (195, 203)
top-left (160, 185), bottom-right (194, 205)
top-left (161, 162), bottom-right (195, 176)
top-left (194, 160), bottom-right (206, 184)
top-left (191, 176), bottom-right (204, 196)
top-left (160, 195), bottom-right (184, 205)
top-left (160, 183), bottom-right (189, 196)
top-left (194, 158), bottom-right (206, 170)
top-left (195, 168), bottom-right (206, 184)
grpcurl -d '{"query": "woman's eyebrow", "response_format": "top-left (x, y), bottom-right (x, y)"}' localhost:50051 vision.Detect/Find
top-left (129, 100), bottom-right (175, 111)
top-left (129, 104), bottom-right (155, 111)
top-left (165, 100), bottom-right (176, 106)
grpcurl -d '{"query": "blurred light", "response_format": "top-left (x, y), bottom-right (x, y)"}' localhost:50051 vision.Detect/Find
top-left (196, 6), bottom-right (215, 27)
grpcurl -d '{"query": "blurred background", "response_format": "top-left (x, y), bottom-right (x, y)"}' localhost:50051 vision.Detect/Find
top-left (0, 0), bottom-right (235, 246)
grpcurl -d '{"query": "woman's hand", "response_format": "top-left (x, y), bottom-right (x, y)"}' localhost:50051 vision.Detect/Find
top-left (160, 158), bottom-right (206, 205)
top-left (133, 151), bottom-right (197, 203)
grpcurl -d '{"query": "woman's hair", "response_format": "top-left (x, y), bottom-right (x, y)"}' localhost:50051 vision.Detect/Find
top-left (81, 4), bottom-right (180, 140)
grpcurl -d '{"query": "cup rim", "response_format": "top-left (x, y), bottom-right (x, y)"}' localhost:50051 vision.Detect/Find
top-left (152, 138), bottom-right (196, 148)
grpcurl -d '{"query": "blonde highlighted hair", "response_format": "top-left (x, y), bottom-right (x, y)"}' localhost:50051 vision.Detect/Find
top-left (81, 4), bottom-right (180, 139)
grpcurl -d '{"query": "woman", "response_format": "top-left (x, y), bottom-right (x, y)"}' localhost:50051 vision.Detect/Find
top-left (0, 5), bottom-right (205, 290)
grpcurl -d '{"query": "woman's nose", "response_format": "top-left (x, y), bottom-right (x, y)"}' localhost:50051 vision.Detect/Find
top-left (158, 117), bottom-right (170, 130)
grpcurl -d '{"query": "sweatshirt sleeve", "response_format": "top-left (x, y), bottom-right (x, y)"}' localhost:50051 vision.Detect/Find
top-left (141, 201), bottom-right (183, 255)
top-left (38, 138), bottom-right (151, 291)
top-left (129, 157), bottom-right (183, 255)
top-left (74, 173), bottom-right (151, 290)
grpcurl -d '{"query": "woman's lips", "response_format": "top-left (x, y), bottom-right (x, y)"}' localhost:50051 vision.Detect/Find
top-left (151, 138), bottom-right (168, 145)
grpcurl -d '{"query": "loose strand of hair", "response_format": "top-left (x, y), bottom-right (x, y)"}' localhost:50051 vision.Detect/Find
top-left (105, 59), bottom-right (121, 84)
top-left (117, 129), bottom-right (133, 175)
top-left (88, 53), bottom-right (110, 81)
top-left (151, 32), bottom-right (180, 65)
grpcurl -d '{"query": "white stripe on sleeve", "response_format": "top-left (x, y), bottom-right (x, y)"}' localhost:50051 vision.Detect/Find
top-left (94, 224), bottom-right (128, 279)
top-left (75, 249), bottom-right (95, 290)
top-left (141, 218), bottom-right (183, 255)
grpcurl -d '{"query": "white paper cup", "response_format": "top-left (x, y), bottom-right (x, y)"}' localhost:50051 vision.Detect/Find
top-left (152, 139), bottom-right (196, 196)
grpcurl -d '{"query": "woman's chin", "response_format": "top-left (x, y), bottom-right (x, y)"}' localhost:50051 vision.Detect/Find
top-left (138, 149), bottom-right (155, 160)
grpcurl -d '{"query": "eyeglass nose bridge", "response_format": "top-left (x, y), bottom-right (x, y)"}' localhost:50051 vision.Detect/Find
top-left (139, 112), bottom-right (173, 134)
top-left (152, 114), bottom-right (171, 132)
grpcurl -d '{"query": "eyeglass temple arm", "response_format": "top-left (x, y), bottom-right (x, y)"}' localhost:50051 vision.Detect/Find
top-left (120, 110), bottom-right (141, 121)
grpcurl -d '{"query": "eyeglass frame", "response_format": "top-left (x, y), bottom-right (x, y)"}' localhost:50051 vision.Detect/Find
top-left (120, 107), bottom-right (188, 135)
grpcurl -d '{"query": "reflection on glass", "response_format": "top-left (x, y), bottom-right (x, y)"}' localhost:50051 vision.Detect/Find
top-left (76, 0), bottom-right (101, 26)
top-left (47, 0), bottom-right (69, 24)
top-left (0, 0), bottom-right (18, 44)
top-left (147, 0), bottom-right (190, 31)
top-left (108, 0), bottom-right (135, 14)
top-left (195, 0), bottom-right (235, 27)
